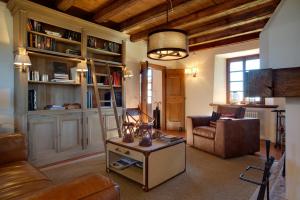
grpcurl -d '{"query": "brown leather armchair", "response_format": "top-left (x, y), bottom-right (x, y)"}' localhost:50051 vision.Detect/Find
top-left (186, 106), bottom-right (260, 158)
top-left (0, 133), bottom-right (120, 200)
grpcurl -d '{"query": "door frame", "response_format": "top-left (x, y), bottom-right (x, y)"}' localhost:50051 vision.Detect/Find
top-left (140, 61), bottom-right (166, 130)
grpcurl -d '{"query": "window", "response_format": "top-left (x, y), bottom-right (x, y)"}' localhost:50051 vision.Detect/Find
top-left (147, 69), bottom-right (152, 104)
top-left (226, 55), bottom-right (262, 104)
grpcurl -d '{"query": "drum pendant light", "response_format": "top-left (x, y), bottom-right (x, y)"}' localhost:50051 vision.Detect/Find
top-left (147, 1), bottom-right (189, 61)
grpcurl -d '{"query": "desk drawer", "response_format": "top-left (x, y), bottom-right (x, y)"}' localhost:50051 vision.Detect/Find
top-left (107, 143), bottom-right (144, 162)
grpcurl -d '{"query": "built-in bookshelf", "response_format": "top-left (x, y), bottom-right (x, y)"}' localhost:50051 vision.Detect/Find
top-left (23, 19), bottom-right (125, 112)
top-left (86, 35), bottom-right (124, 110)
top-left (10, 0), bottom-right (126, 166)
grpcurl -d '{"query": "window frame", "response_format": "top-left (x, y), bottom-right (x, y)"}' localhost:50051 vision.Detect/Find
top-left (226, 54), bottom-right (264, 104)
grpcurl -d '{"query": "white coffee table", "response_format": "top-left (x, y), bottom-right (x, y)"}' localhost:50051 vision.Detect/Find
top-left (106, 137), bottom-right (186, 191)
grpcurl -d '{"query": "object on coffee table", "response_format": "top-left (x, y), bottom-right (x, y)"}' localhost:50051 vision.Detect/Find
top-left (122, 132), bottom-right (134, 143)
top-left (139, 133), bottom-right (152, 147)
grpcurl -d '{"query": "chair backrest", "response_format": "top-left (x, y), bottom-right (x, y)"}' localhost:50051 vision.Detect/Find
top-left (257, 156), bottom-right (275, 200)
top-left (124, 108), bottom-right (154, 124)
top-left (217, 105), bottom-right (246, 118)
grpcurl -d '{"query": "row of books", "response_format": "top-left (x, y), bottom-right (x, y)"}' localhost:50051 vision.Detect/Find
top-left (28, 33), bottom-right (56, 51)
top-left (27, 19), bottom-right (81, 42)
top-left (27, 19), bottom-right (43, 32)
top-left (86, 69), bottom-right (122, 86)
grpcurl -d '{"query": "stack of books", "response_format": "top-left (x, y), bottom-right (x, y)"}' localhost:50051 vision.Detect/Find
top-left (51, 73), bottom-right (75, 83)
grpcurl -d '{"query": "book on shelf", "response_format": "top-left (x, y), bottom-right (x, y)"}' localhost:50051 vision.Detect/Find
top-left (51, 79), bottom-right (75, 83)
top-left (112, 71), bottom-right (122, 86)
top-left (28, 33), bottom-right (56, 51)
top-left (87, 91), bottom-right (94, 109)
top-left (27, 19), bottom-right (81, 42)
top-left (28, 89), bottom-right (37, 111)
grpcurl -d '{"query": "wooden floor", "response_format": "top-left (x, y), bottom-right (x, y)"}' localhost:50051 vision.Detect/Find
top-left (164, 130), bottom-right (283, 160)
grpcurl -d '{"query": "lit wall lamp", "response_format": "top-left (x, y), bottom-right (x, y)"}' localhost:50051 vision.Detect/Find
top-left (123, 66), bottom-right (134, 80)
top-left (185, 67), bottom-right (199, 77)
top-left (14, 47), bottom-right (31, 72)
top-left (76, 59), bottom-right (88, 73)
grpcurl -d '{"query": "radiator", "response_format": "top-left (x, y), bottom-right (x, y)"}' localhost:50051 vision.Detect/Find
top-left (245, 111), bottom-right (259, 118)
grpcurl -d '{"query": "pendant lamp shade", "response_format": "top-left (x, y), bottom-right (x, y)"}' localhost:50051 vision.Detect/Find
top-left (147, 29), bottom-right (189, 61)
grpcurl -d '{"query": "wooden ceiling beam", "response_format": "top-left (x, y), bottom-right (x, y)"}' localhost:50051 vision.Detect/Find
top-left (187, 2), bottom-right (277, 39)
top-left (189, 32), bottom-right (260, 52)
top-left (56, 0), bottom-right (75, 11)
top-left (119, 0), bottom-right (192, 33)
top-left (130, 0), bottom-right (275, 42)
top-left (189, 18), bottom-right (268, 46)
top-left (93, 0), bottom-right (139, 23)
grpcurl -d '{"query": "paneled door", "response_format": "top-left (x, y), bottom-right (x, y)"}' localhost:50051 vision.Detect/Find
top-left (166, 69), bottom-right (185, 131)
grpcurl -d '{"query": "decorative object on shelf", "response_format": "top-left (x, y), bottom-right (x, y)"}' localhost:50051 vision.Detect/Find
top-left (123, 67), bottom-right (134, 79)
top-left (44, 105), bottom-right (65, 110)
top-left (14, 47), bottom-right (31, 72)
top-left (63, 103), bottom-right (81, 109)
top-left (185, 67), bottom-right (199, 77)
top-left (147, 1), bottom-right (188, 61)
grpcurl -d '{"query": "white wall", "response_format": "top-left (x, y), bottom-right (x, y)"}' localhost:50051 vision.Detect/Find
top-left (259, 0), bottom-right (300, 199)
top-left (0, 2), bottom-right (14, 133)
top-left (125, 39), bottom-right (262, 118)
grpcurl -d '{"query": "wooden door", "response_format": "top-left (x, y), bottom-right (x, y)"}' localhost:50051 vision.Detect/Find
top-left (166, 69), bottom-right (185, 131)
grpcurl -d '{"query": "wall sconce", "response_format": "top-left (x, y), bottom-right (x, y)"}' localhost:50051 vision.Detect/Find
top-left (76, 59), bottom-right (88, 73)
top-left (14, 47), bottom-right (31, 72)
top-left (185, 67), bottom-right (199, 77)
top-left (123, 67), bottom-right (134, 80)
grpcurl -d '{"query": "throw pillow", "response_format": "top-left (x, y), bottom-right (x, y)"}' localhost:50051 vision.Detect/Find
top-left (211, 111), bottom-right (221, 122)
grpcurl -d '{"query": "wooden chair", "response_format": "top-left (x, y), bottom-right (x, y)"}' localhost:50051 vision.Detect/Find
top-left (123, 107), bottom-right (154, 136)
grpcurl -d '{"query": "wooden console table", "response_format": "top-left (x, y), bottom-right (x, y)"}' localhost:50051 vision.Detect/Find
top-left (106, 137), bottom-right (186, 191)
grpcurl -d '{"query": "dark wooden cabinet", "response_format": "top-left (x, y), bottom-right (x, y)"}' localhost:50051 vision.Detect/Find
top-left (244, 67), bottom-right (300, 97)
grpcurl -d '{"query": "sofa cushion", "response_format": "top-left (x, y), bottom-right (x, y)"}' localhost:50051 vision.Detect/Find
top-left (193, 126), bottom-right (216, 139)
top-left (0, 161), bottom-right (51, 200)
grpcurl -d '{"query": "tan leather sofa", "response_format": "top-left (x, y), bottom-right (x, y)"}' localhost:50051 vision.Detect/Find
top-left (0, 133), bottom-right (120, 200)
top-left (186, 106), bottom-right (260, 158)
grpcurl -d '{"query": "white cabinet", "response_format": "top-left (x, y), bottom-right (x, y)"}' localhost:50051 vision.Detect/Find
top-left (86, 111), bottom-right (105, 152)
top-left (59, 114), bottom-right (82, 152)
top-left (28, 115), bottom-right (58, 162)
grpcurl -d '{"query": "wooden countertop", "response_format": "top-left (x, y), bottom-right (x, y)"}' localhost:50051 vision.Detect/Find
top-left (209, 103), bottom-right (279, 109)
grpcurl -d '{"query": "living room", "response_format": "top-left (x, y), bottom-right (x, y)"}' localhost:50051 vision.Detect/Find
top-left (0, 0), bottom-right (299, 199)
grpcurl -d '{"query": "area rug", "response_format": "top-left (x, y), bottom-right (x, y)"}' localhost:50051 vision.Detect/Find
top-left (42, 146), bottom-right (264, 200)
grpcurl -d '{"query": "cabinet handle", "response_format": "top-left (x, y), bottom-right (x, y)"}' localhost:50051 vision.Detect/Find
top-left (124, 150), bottom-right (130, 155)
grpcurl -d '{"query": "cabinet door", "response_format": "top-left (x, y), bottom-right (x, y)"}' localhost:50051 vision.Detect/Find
top-left (87, 112), bottom-right (105, 152)
top-left (28, 115), bottom-right (58, 161)
top-left (58, 114), bottom-right (82, 152)
top-left (244, 69), bottom-right (273, 97)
